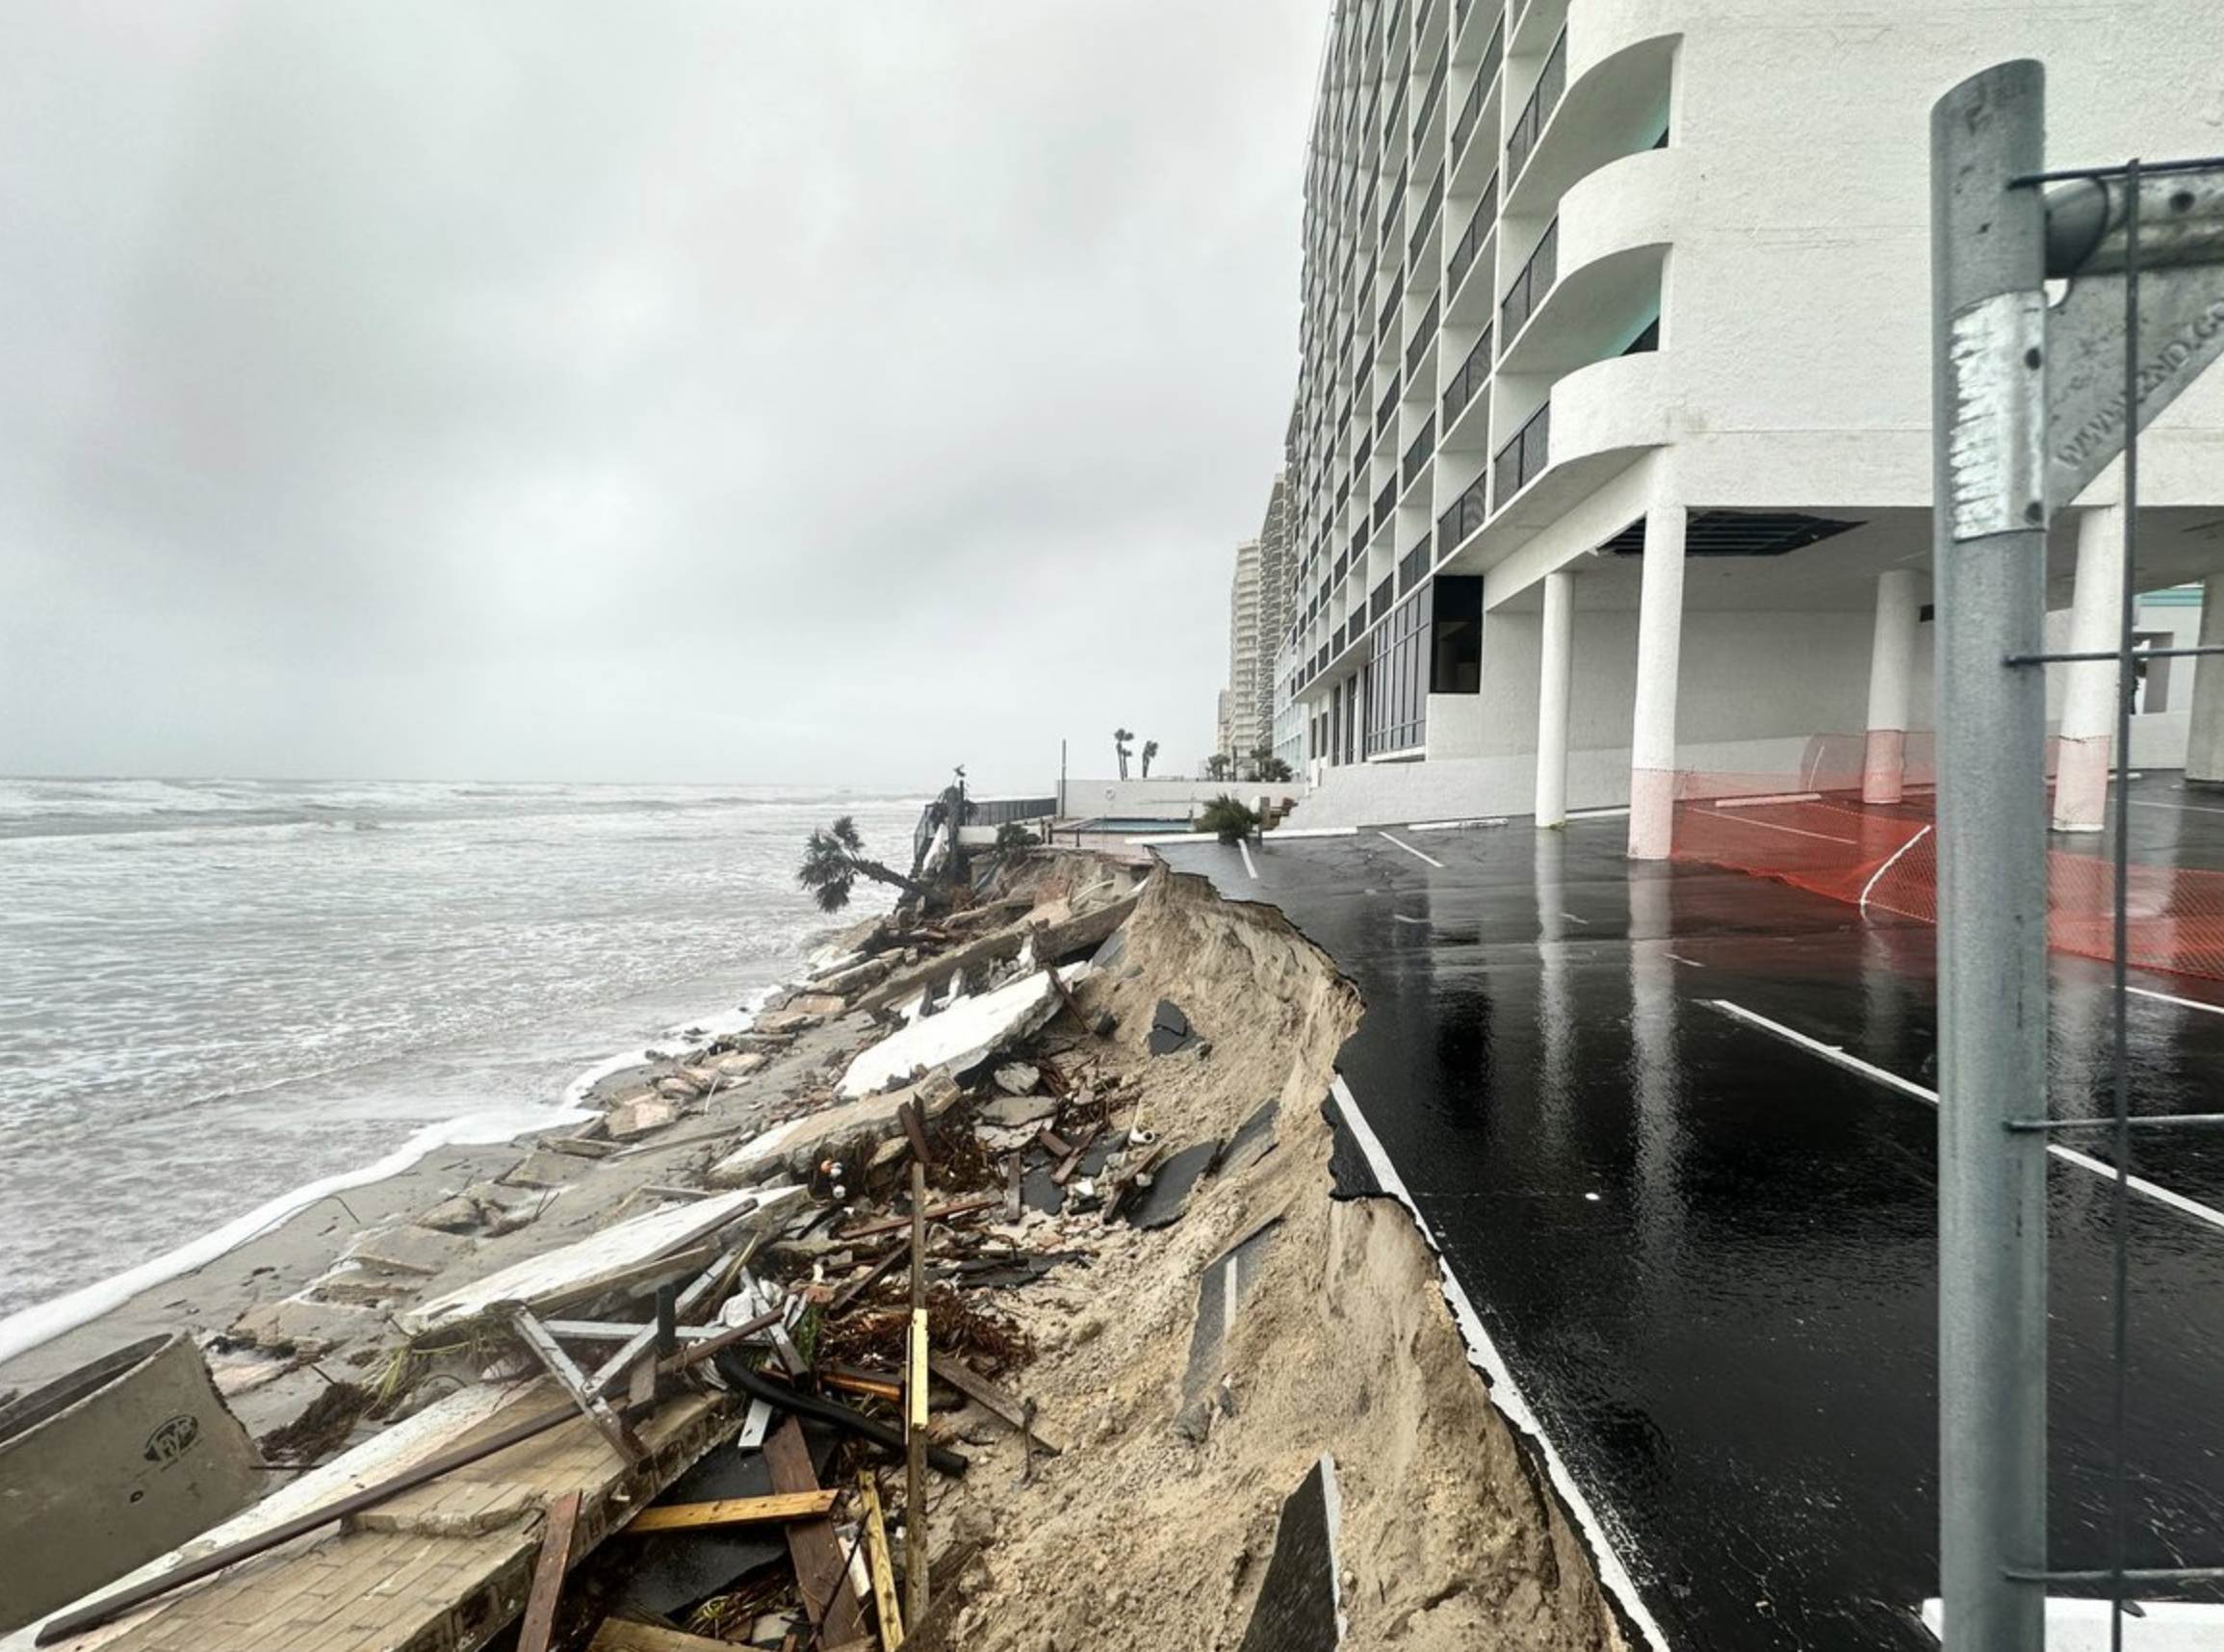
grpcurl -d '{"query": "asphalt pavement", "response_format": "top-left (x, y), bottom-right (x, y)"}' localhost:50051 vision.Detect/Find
top-left (1154, 810), bottom-right (2224, 1652)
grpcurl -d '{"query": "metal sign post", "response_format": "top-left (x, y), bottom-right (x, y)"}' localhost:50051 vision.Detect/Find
top-left (1931, 59), bottom-right (2224, 1650)
top-left (1930, 63), bottom-right (2051, 1652)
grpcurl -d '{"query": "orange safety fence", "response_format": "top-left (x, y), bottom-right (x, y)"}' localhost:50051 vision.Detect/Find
top-left (1670, 743), bottom-right (2224, 983)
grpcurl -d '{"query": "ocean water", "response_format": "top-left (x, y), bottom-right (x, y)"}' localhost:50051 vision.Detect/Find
top-left (0, 777), bottom-right (921, 1355)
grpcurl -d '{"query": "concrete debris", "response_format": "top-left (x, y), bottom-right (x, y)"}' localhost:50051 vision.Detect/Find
top-left (605, 1096), bottom-right (680, 1141)
top-left (500, 1149), bottom-right (580, 1191)
top-left (978, 1091), bottom-right (1061, 1129)
top-left (992, 1062), bottom-right (1040, 1096)
top-left (417, 1196), bottom-right (486, 1234)
top-left (345, 1225), bottom-right (466, 1279)
top-left (401, 1186), bottom-right (798, 1335)
top-left (226, 1296), bottom-right (383, 1358)
top-left (707, 1071), bottom-right (962, 1188)
top-left (838, 968), bottom-right (1075, 1099)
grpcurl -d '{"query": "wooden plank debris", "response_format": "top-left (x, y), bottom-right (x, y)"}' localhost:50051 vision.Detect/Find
top-left (925, 1353), bottom-right (1062, 1457)
top-left (623, 1490), bottom-right (839, 1533)
top-left (828, 1242), bottom-right (908, 1316)
top-left (30, 1381), bottom-right (708, 1647)
top-left (837, 1198), bottom-right (996, 1243)
top-left (588, 1620), bottom-right (746, 1652)
top-left (764, 1417), bottom-right (867, 1645)
top-left (898, 1098), bottom-right (934, 1169)
top-left (906, 1161), bottom-right (931, 1630)
top-left (515, 1488), bottom-right (582, 1652)
top-left (1051, 1127), bottom-right (1099, 1187)
top-left (510, 1310), bottom-right (647, 1468)
top-left (858, 1472), bottom-right (904, 1650)
top-left (586, 1239), bottom-right (758, 1398)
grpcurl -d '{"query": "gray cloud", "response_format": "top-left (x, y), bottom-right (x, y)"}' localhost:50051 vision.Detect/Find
top-left (0, 1), bottom-right (1319, 788)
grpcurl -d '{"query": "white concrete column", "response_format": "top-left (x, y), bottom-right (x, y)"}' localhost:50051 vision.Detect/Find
top-left (2052, 505), bottom-right (2125, 832)
top-left (1861, 568), bottom-right (1922, 804)
top-left (1536, 570), bottom-right (1575, 827)
top-left (2187, 574), bottom-right (2224, 786)
top-left (1627, 502), bottom-right (1687, 861)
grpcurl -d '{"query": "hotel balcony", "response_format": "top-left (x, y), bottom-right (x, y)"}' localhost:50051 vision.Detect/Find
top-left (1497, 143), bottom-right (1678, 375)
top-left (1502, 24), bottom-right (1678, 220)
top-left (1488, 348), bottom-right (1670, 537)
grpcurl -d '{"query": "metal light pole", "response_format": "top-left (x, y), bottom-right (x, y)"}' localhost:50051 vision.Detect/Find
top-left (1931, 59), bottom-right (2224, 1648)
top-left (1930, 61), bottom-right (2052, 1652)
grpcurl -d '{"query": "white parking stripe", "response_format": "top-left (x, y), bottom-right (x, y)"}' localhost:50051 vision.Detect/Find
top-left (1379, 831), bottom-right (1444, 867)
top-left (2127, 983), bottom-right (2224, 1019)
top-left (1238, 839), bottom-right (1259, 881)
top-left (1707, 999), bottom-right (2224, 1235)
top-left (2131, 798), bottom-right (2224, 816)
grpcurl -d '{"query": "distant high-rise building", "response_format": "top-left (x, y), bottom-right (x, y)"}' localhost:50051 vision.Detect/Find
top-left (1223, 415), bottom-right (1299, 773)
top-left (1221, 536), bottom-right (1265, 761)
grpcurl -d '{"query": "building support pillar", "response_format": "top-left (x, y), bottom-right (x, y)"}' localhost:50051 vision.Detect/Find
top-left (2052, 506), bottom-right (2125, 831)
top-left (1627, 503), bottom-right (1687, 861)
top-left (1862, 568), bottom-right (1923, 804)
top-left (2187, 573), bottom-right (2224, 787)
top-left (1537, 570), bottom-right (1575, 827)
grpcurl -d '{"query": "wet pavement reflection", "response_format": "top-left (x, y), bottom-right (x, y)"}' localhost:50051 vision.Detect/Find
top-left (1158, 820), bottom-right (2224, 1652)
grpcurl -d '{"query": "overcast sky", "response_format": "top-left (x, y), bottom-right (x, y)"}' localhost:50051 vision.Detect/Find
top-left (0, 3), bottom-right (1322, 793)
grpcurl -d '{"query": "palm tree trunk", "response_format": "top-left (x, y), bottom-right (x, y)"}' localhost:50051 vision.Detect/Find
top-left (856, 857), bottom-right (935, 905)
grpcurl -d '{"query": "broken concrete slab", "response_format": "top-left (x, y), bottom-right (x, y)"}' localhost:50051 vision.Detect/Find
top-left (783, 993), bottom-right (846, 1019)
top-left (605, 1097), bottom-right (680, 1141)
top-left (227, 1296), bottom-right (384, 1357)
top-left (1148, 997), bottom-right (1201, 1056)
top-left (500, 1149), bottom-right (581, 1191)
top-left (708, 1073), bottom-right (962, 1188)
top-left (1089, 923), bottom-right (1130, 973)
top-left (992, 1062), bottom-right (1040, 1096)
top-left (977, 1091), bottom-right (1061, 1129)
top-left (401, 1185), bottom-right (799, 1335)
top-left (1125, 1139), bottom-right (1221, 1230)
top-left (419, 1196), bottom-right (485, 1234)
top-left (839, 968), bottom-right (1075, 1099)
top-left (346, 1225), bottom-right (466, 1278)
top-left (850, 891), bottom-right (1139, 1018)
top-left (345, 1479), bottom-right (538, 1537)
top-left (752, 1008), bottom-right (821, 1037)
top-left (311, 1270), bottom-right (413, 1307)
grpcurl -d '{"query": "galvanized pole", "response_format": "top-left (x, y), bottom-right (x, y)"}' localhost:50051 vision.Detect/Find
top-left (1931, 61), bottom-right (2052, 1650)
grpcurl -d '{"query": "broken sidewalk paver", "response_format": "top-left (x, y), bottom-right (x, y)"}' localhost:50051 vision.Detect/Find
top-left (838, 967), bottom-right (1081, 1099)
top-left (401, 1187), bottom-right (797, 1335)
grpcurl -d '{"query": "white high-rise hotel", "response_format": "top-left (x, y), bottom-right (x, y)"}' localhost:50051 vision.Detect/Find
top-left (1277, 0), bottom-right (2224, 855)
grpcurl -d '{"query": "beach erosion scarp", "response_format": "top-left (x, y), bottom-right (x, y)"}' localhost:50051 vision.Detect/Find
top-left (2, 847), bottom-right (1628, 1652)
